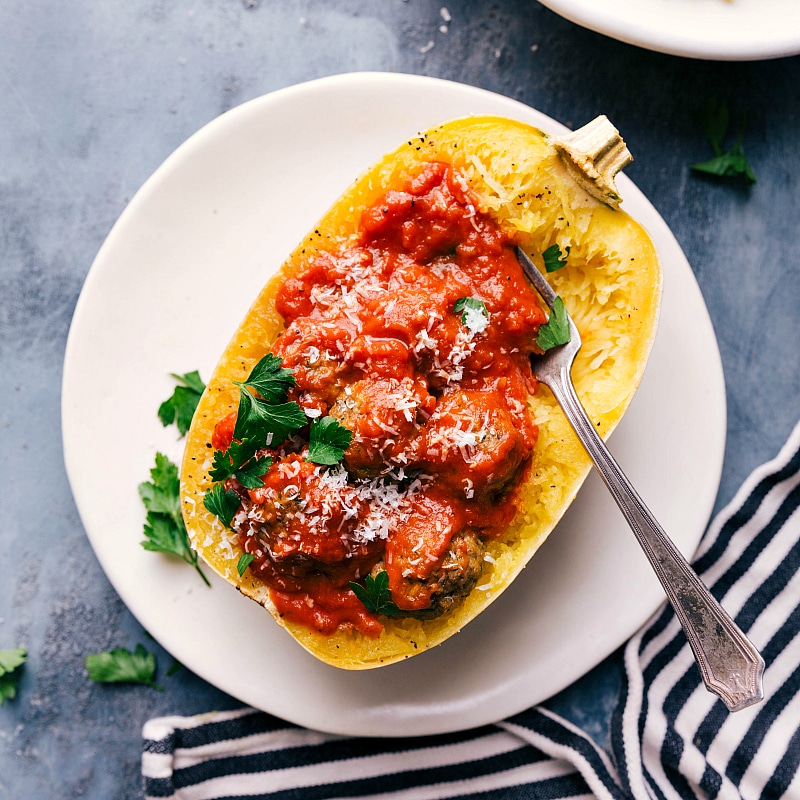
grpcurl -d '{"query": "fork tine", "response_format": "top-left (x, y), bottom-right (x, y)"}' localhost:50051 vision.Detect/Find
top-left (515, 247), bottom-right (557, 309)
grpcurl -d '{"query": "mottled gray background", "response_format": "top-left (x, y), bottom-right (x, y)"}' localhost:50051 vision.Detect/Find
top-left (1, 0), bottom-right (799, 796)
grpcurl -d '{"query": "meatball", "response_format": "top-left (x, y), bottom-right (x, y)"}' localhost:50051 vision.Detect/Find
top-left (383, 529), bottom-right (485, 619)
top-left (382, 488), bottom-right (485, 616)
top-left (241, 455), bottom-right (381, 586)
top-left (329, 376), bottom-right (435, 474)
top-left (420, 388), bottom-right (531, 498)
top-left (271, 316), bottom-right (355, 407)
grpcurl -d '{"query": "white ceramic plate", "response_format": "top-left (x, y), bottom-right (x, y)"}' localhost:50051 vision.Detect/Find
top-left (539, 0), bottom-right (800, 60)
top-left (63, 73), bottom-right (726, 737)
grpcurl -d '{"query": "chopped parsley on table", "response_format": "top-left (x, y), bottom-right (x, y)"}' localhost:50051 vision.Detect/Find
top-left (85, 644), bottom-right (162, 690)
top-left (0, 648), bottom-right (27, 705)
top-left (691, 98), bottom-right (756, 186)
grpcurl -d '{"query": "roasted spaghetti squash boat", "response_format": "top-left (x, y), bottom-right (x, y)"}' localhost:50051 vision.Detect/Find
top-left (180, 115), bottom-right (662, 669)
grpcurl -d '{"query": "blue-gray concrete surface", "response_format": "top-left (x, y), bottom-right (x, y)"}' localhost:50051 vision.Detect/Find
top-left (1, 1), bottom-right (798, 796)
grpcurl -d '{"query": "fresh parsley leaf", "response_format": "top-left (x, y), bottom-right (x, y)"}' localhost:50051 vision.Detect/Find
top-left (209, 439), bottom-right (272, 488)
top-left (453, 296), bottom-right (488, 319)
top-left (0, 675), bottom-right (18, 705)
top-left (208, 444), bottom-right (244, 483)
top-left (139, 452), bottom-right (182, 522)
top-left (453, 296), bottom-right (489, 331)
top-left (233, 389), bottom-right (307, 445)
top-left (691, 99), bottom-right (756, 186)
top-left (237, 553), bottom-right (255, 576)
top-left (166, 657), bottom-right (184, 677)
top-left (212, 355), bottom-right (303, 463)
top-left (203, 483), bottom-right (241, 529)
top-left (542, 243), bottom-right (570, 273)
top-left (307, 416), bottom-right (353, 465)
top-left (233, 454), bottom-right (273, 490)
top-left (142, 513), bottom-right (194, 561)
top-left (0, 648), bottom-right (27, 705)
top-left (350, 571), bottom-right (399, 616)
top-left (235, 354), bottom-right (296, 404)
top-left (692, 144), bottom-right (757, 185)
top-left (85, 644), bottom-right (162, 690)
top-left (537, 296), bottom-right (571, 351)
top-left (158, 371), bottom-right (206, 436)
top-left (139, 453), bottom-right (210, 586)
top-left (0, 649), bottom-right (26, 673)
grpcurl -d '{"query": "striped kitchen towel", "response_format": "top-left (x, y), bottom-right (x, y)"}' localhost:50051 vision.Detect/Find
top-left (143, 421), bottom-right (800, 799)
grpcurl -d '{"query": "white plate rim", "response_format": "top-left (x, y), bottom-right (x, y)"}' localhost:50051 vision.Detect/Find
top-left (538, 0), bottom-right (800, 60)
top-left (62, 72), bottom-right (726, 736)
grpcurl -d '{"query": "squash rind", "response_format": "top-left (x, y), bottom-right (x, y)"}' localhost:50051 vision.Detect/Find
top-left (180, 116), bottom-right (662, 669)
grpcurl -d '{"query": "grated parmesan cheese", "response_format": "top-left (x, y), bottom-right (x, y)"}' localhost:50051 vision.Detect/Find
top-left (462, 303), bottom-right (489, 334)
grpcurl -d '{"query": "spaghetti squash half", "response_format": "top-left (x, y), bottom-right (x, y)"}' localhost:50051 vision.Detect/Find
top-left (180, 116), bottom-right (661, 669)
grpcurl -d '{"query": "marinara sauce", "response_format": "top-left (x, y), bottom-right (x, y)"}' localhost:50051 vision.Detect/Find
top-left (212, 162), bottom-right (546, 637)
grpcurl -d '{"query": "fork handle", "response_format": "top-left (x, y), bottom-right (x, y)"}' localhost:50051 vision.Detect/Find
top-left (545, 366), bottom-right (765, 711)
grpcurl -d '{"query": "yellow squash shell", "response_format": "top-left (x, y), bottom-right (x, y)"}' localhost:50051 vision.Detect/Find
top-left (180, 116), bottom-right (662, 669)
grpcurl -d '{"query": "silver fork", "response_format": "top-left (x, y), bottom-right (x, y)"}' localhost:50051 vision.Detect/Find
top-left (516, 247), bottom-right (765, 712)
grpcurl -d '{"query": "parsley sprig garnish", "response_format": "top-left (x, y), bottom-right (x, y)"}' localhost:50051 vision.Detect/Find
top-left (140, 453), bottom-right (210, 586)
top-left (204, 354), bottom-right (304, 523)
top-left (85, 644), bottom-right (163, 690)
top-left (233, 390), bottom-right (308, 445)
top-left (234, 353), bottom-right (296, 403)
top-left (204, 483), bottom-right (241, 528)
top-left (203, 354), bottom-right (304, 528)
top-left (237, 553), bottom-right (255, 576)
top-left (209, 438), bottom-right (272, 488)
top-left (691, 99), bottom-right (756, 186)
top-left (307, 417), bottom-right (353, 465)
top-left (350, 571), bottom-right (399, 616)
top-left (207, 354), bottom-right (353, 485)
top-left (158, 371), bottom-right (206, 436)
top-left (542, 243), bottom-right (570, 273)
top-left (229, 354), bottom-right (306, 445)
top-left (0, 648), bottom-right (27, 705)
top-left (203, 354), bottom-right (354, 536)
top-left (537, 296), bottom-right (571, 351)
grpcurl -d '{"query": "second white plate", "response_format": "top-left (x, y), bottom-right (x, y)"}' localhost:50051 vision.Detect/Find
top-left (539, 0), bottom-right (800, 60)
top-left (62, 73), bottom-right (726, 736)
